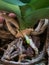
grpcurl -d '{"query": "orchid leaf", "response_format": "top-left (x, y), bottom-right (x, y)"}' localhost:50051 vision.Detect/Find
top-left (20, 0), bottom-right (30, 3)
top-left (20, 8), bottom-right (49, 29)
top-left (19, 0), bottom-right (49, 29)
top-left (1, 0), bottom-right (49, 30)
top-left (0, 0), bottom-right (21, 22)
top-left (2, 0), bottom-right (26, 6)
top-left (29, 0), bottom-right (49, 9)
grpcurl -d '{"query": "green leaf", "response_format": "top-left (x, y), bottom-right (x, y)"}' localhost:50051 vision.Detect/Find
top-left (29, 0), bottom-right (49, 9)
top-left (25, 8), bottom-right (49, 22)
top-left (2, 0), bottom-right (26, 6)
top-left (1, 0), bottom-right (49, 30)
top-left (20, 0), bottom-right (30, 3)
top-left (0, 0), bottom-right (22, 22)
top-left (19, 0), bottom-right (49, 29)
top-left (20, 8), bottom-right (49, 30)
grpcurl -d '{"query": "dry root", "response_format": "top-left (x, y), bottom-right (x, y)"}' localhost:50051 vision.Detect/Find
top-left (0, 11), bottom-right (48, 65)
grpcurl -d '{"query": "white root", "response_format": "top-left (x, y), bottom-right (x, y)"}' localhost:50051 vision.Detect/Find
top-left (2, 39), bottom-right (18, 59)
top-left (35, 19), bottom-right (44, 32)
top-left (31, 50), bottom-right (45, 63)
top-left (17, 38), bottom-right (23, 54)
top-left (2, 38), bottom-right (25, 60)
top-left (35, 19), bottom-right (48, 32)
top-left (40, 19), bottom-right (49, 31)
top-left (32, 19), bottom-right (48, 35)
top-left (24, 35), bottom-right (38, 55)
top-left (29, 38), bottom-right (38, 55)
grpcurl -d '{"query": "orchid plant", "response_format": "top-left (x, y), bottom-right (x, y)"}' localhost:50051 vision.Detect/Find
top-left (0, 0), bottom-right (49, 29)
